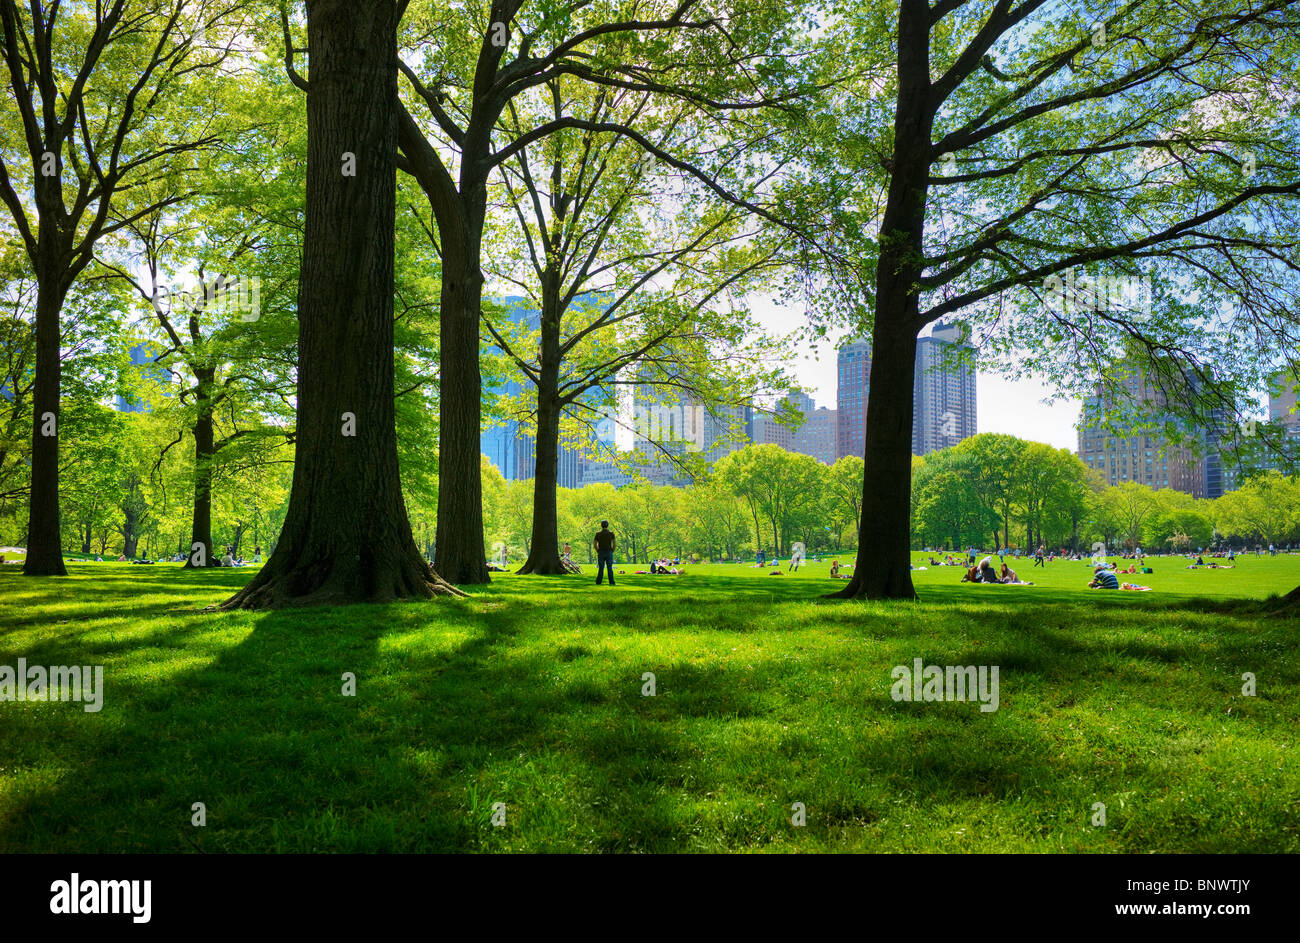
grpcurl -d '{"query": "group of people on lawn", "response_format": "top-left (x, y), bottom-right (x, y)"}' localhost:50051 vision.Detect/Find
top-left (959, 556), bottom-right (1034, 585)
top-left (954, 550), bottom-right (1155, 591)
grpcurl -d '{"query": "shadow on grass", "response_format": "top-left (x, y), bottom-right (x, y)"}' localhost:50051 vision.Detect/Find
top-left (1, 586), bottom-right (711, 852)
top-left (3, 565), bottom-right (1295, 852)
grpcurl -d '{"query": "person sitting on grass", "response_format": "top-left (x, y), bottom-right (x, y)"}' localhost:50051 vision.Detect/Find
top-left (998, 563), bottom-right (1034, 585)
top-left (560, 542), bottom-right (581, 574)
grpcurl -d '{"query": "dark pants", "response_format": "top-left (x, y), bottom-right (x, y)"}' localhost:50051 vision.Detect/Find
top-left (596, 550), bottom-right (615, 585)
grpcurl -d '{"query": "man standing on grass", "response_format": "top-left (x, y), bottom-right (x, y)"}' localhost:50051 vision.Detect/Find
top-left (594, 520), bottom-right (616, 586)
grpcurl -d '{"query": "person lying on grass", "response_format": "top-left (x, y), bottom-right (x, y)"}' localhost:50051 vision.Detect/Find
top-left (635, 560), bottom-right (682, 575)
top-left (1088, 564), bottom-right (1152, 591)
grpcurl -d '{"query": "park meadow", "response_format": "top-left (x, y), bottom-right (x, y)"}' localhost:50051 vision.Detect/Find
top-left (2, 553), bottom-right (1296, 853)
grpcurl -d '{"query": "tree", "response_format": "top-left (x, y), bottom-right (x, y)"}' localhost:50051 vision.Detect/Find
top-left (716, 444), bottom-right (824, 557)
top-left (223, 0), bottom-right (461, 608)
top-left (97, 59), bottom-right (305, 568)
top-left (912, 448), bottom-right (993, 550)
top-left (1214, 472), bottom-right (1300, 545)
top-left (391, 0), bottom-right (814, 584)
top-left (1016, 443), bottom-right (1089, 550)
top-left (808, 0), bottom-right (1300, 599)
top-left (827, 455), bottom-right (865, 536)
top-left (1107, 481), bottom-right (1158, 550)
top-left (483, 73), bottom-right (786, 576)
top-left (106, 230), bottom-right (296, 568)
top-left (0, 0), bottom-right (255, 574)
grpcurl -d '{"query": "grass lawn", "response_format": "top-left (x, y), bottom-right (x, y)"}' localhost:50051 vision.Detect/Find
top-left (1, 552), bottom-right (1297, 852)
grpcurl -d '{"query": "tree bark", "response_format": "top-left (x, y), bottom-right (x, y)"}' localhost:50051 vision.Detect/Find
top-left (518, 280), bottom-right (566, 575)
top-left (518, 399), bottom-right (565, 574)
top-left (432, 243), bottom-right (489, 584)
top-left (185, 369), bottom-right (217, 567)
top-left (221, 0), bottom-right (461, 609)
top-left (23, 280), bottom-right (67, 575)
top-left (827, 0), bottom-right (931, 601)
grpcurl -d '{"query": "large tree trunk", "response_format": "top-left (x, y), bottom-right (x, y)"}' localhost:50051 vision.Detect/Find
top-left (122, 515), bottom-right (140, 559)
top-left (518, 398), bottom-right (564, 574)
top-left (185, 375), bottom-right (217, 567)
top-left (23, 280), bottom-right (67, 576)
top-left (518, 282), bottom-right (566, 575)
top-left (433, 242), bottom-right (489, 584)
top-left (828, 0), bottom-right (932, 601)
top-left (222, 0), bottom-right (461, 609)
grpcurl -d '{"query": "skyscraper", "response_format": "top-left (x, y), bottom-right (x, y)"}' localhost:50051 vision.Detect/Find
top-left (1201, 407), bottom-right (1242, 499)
top-left (836, 322), bottom-right (977, 460)
top-left (703, 403), bottom-right (751, 463)
top-left (1270, 371), bottom-right (1300, 436)
top-left (750, 398), bottom-right (795, 451)
top-left (836, 338), bottom-right (872, 459)
top-left (912, 322), bottom-right (977, 456)
top-left (769, 390), bottom-right (838, 465)
top-left (1076, 364), bottom-right (1205, 496)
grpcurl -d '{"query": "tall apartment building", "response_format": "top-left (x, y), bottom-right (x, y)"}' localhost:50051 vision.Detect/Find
top-left (836, 339), bottom-right (872, 459)
top-left (749, 390), bottom-right (837, 465)
top-left (912, 322), bottom-right (978, 456)
top-left (703, 403), bottom-right (751, 463)
top-left (1270, 372), bottom-right (1300, 435)
top-left (1244, 370), bottom-right (1300, 477)
top-left (750, 399), bottom-right (794, 451)
top-left (1076, 364), bottom-right (1205, 496)
top-left (836, 322), bottom-right (977, 459)
top-left (798, 406), bottom-right (838, 465)
top-left (579, 389), bottom-right (750, 487)
top-left (1201, 407), bottom-right (1244, 499)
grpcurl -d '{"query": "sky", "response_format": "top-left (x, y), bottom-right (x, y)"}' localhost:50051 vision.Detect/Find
top-left (755, 297), bottom-right (1085, 453)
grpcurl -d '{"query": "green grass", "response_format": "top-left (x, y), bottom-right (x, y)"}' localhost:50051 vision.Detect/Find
top-left (1, 553), bottom-right (1297, 852)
